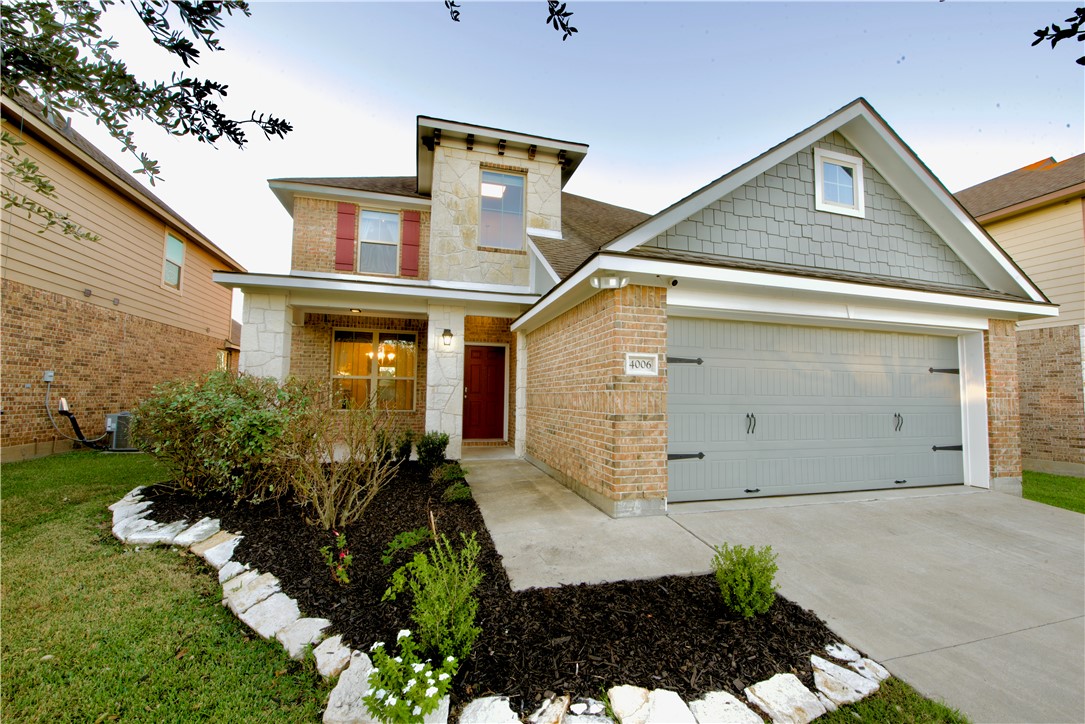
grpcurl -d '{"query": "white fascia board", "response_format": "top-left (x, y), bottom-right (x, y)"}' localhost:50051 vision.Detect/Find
top-left (419, 117), bottom-right (588, 155)
top-left (511, 257), bottom-right (605, 333)
top-left (212, 272), bottom-right (539, 306)
top-left (603, 104), bottom-right (866, 253)
top-left (268, 180), bottom-right (431, 217)
top-left (526, 238), bottom-right (560, 286)
top-left (292, 269), bottom-right (532, 296)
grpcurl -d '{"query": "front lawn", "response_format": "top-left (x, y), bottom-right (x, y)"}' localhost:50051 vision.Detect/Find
top-left (1022, 470), bottom-right (1085, 514)
top-left (0, 451), bottom-right (330, 722)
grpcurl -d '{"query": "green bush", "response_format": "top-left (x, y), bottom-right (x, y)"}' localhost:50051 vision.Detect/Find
top-left (441, 481), bottom-right (472, 503)
top-left (416, 431), bottom-right (450, 471)
top-left (430, 461), bottom-right (466, 486)
top-left (381, 526), bottom-right (433, 566)
top-left (131, 371), bottom-right (315, 502)
top-left (394, 429), bottom-right (416, 462)
top-left (711, 542), bottom-right (779, 618)
top-left (383, 532), bottom-right (483, 661)
top-left (363, 631), bottom-right (456, 724)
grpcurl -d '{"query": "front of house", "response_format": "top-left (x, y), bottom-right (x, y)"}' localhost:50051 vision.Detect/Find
top-left (215, 99), bottom-right (1056, 516)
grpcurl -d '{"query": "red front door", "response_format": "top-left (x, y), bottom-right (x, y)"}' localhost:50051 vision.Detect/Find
top-left (463, 345), bottom-right (505, 440)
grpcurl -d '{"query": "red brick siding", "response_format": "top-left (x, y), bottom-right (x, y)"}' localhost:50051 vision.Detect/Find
top-left (288, 313), bottom-right (428, 436)
top-left (1017, 325), bottom-right (1085, 468)
top-left (984, 318), bottom-right (1021, 480)
top-left (525, 285), bottom-right (668, 505)
top-left (290, 197), bottom-right (430, 280)
top-left (464, 316), bottom-right (516, 444)
top-left (1, 279), bottom-right (226, 457)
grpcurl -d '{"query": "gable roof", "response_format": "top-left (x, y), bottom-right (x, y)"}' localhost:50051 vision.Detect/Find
top-left (955, 154), bottom-right (1085, 220)
top-left (271, 175), bottom-right (426, 199)
top-left (600, 98), bottom-right (1046, 303)
top-left (2, 93), bottom-right (244, 272)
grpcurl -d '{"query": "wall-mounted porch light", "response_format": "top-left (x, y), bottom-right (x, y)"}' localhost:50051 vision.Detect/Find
top-left (350, 308), bottom-right (361, 313)
top-left (442, 329), bottom-right (454, 346)
top-left (589, 273), bottom-right (629, 290)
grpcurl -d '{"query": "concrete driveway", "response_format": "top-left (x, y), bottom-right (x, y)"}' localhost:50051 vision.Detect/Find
top-left (466, 456), bottom-right (1085, 724)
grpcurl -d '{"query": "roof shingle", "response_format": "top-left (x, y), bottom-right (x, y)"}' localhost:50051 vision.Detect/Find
top-left (956, 154), bottom-right (1085, 218)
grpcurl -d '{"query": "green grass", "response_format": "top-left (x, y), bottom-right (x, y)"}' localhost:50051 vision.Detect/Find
top-left (819, 677), bottom-right (970, 723)
top-left (1022, 470), bottom-right (1085, 514)
top-left (1, 451), bottom-right (330, 722)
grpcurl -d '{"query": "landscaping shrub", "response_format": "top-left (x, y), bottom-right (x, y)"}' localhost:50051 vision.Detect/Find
top-left (441, 481), bottom-right (471, 503)
top-left (711, 542), bottom-right (779, 618)
top-left (132, 371), bottom-right (315, 502)
top-left (384, 532), bottom-right (483, 661)
top-left (430, 461), bottom-right (466, 486)
top-left (416, 431), bottom-right (450, 472)
top-left (394, 429), bottom-right (415, 462)
top-left (363, 630), bottom-right (457, 724)
top-left (381, 527), bottom-right (433, 566)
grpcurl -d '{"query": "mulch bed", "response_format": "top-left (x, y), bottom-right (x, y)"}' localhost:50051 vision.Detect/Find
top-left (145, 463), bottom-right (837, 715)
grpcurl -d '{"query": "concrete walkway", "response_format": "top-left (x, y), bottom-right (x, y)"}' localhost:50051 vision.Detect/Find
top-left (465, 455), bottom-right (1085, 724)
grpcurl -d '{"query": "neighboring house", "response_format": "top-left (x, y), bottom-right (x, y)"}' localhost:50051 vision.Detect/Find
top-left (1, 94), bottom-right (244, 461)
top-left (957, 155), bottom-right (1085, 477)
top-left (216, 98), bottom-right (1056, 516)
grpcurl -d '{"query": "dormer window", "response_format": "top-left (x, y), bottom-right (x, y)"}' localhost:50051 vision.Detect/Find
top-left (814, 148), bottom-right (865, 218)
top-left (358, 210), bottom-right (400, 274)
top-left (480, 170), bottom-right (525, 249)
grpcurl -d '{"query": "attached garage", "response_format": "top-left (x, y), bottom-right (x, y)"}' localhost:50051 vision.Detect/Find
top-left (667, 317), bottom-right (964, 501)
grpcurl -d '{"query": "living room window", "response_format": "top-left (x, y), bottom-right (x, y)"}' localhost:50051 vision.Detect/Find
top-left (814, 148), bottom-right (865, 218)
top-left (358, 210), bottom-right (400, 274)
top-left (332, 329), bottom-right (416, 410)
top-left (480, 170), bottom-right (525, 249)
top-left (163, 233), bottom-right (185, 289)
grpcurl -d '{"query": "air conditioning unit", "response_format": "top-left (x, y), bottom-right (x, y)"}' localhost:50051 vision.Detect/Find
top-left (105, 412), bottom-right (137, 452)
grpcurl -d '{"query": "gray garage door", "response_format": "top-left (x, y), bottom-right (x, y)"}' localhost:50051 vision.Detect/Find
top-left (667, 317), bottom-right (964, 501)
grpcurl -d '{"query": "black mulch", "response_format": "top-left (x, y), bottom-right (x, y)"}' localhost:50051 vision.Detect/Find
top-left (145, 463), bottom-right (838, 714)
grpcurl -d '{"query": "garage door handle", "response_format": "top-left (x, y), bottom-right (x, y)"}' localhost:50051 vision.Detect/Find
top-left (746, 413), bottom-right (756, 434)
top-left (751, 413), bottom-right (756, 433)
top-left (668, 452), bottom-right (705, 461)
top-left (894, 413), bottom-right (904, 432)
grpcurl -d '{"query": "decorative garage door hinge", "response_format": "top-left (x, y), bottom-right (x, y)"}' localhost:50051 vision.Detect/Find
top-left (928, 367), bottom-right (960, 374)
top-left (667, 452), bottom-right (705, 461)
top-left (667, 357), bottom-right (704, 365)
top-left (932, 444), bottom-right (963, 452)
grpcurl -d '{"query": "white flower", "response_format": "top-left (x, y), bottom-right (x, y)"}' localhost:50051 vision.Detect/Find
top-left (438, 672), bottom-right (450, 681)
top-left (411, 662), bottom-right (425, 673)
top-left (370, 642), bottom-right (384, 652)
top-left (445, 656), bottom-right (455, 663)
top-left (404, 678), bottom-right (416, 692)
top-left (413, 706), bottom-right (422, 716)
top-left (425, 686), bottom-right (438, 698)
top-left (397, 629), bottom-right (411, 640)
top-left (394, 656), bottom-right (402, 663)
top-left (387, 695), bottom-right (397, 706)
top-left (374, 689), bottom-right (387, 701)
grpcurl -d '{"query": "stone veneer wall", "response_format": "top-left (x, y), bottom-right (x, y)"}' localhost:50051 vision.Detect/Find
top-left (290, 196), bottom-right (431, 280)
top-left (289, 314), bottom-right (428, 436)
top-left (1017, 324), bottom-right (1085, 475)
top-left (984, 318), bottom-right (1022, 492)
top-left (1, 278), bottom-right (224, 460)
top-left (463, 316), bottom-right (517, 444)
top-left (525, 285), bottom-right (668, 517)
top-left (646, 132), bottom-right (983, 289)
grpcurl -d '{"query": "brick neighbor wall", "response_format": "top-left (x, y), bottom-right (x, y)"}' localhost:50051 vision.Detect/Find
top-left (984, 318), bottom-right (1022, 487)
top-left (1, 279), bottom-right (226, 459)
top-left (525, 285), bottom-right (668, 517)
top-left (290, 196), bottom-right (430, 280)
top-left (1017, 324), bottom-right (1085, 472)
top-left (289, 313), bottom-right (428, 436)
top-left (464, 316), bottom-right (516, 444)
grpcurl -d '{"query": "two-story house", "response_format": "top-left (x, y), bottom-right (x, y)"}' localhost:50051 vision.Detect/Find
top-left (1, 94), bottom-right (244, 461)
top-left (216, 99), bottom-right (1056, 516)
top-left (957, 155), bottom-right (1085, 477)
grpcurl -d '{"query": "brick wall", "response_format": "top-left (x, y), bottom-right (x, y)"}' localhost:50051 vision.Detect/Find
top-left (289, 313), bottom-right (428, 436)
top-left (525, 285), bottom-right (668, 516)
top-left (1, 279), bottom-right (225, 459)
top-left (464, 316), bottom-right (516, 444)
top-left (984, 318), bottom-right (1022, 485)
top-left (290, 196), bottom-right (430, 280)
top-left (1017, 324), bottom-right (1085, 472)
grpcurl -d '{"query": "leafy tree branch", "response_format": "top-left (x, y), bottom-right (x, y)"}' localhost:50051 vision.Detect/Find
top-left (1032, 7), bottom-right (1085, 65)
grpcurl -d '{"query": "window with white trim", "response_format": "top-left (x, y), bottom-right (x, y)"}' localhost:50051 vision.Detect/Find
top-left (163, 233), bottom-right (185, 289)
top-left (814, 148), bottom-right (865, 218)
top-left (358, 210), bottom-right (400, 274)
top-left (332, 329), bottom-right (417, 410)
top-left (480, 170), bottom-right (525, 249)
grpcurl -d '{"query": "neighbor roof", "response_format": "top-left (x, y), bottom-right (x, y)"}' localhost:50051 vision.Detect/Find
top-left (269, 176), bottom-right (427, 199)
top-left (955, 154), bottom-right (1085, 219)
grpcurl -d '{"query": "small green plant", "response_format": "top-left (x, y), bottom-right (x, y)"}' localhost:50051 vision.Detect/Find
top-left (384, 532), bottom-right (483, 661)
top-left (711, 542), bottom-right (778, 618)
top-left (394, 429), bottom-right (416, 462)
top-left (431, 461), bottom-right (466, 486)
top-left (416, 431), bottom-right (450, 472)
top-left (441, 481), bottom-right (471, 503)
top-left (319, 530), bottom-right (353, 585)
top-left (363, 630), bottom-right (457, 724)
top-left (381, 527), bottom-right (433, 565)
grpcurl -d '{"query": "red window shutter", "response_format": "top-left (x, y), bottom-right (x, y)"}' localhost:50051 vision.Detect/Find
top-left (400, 210), bottom-right (420, 277)
top-left (335, 203), bottom-right (356, 271)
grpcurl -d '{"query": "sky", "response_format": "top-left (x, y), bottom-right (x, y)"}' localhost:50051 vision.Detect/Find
top-left (73, 1), bottom-right (1084, 319)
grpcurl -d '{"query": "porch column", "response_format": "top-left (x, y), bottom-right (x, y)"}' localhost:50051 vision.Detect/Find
top-left (239, 292), bottom-right (292, 381)
top-left (984, 318), bottom-right (1022, 495)
top-left (514, 330), bottom-right (528, 457)
top-left (425, 303), bottom-right (466, 460)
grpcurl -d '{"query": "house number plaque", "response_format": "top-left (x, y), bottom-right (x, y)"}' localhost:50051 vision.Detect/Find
top-left (624, 353), bottom-right (659, 376)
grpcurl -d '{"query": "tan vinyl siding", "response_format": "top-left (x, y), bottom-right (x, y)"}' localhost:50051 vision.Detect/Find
top-left (1, 120), bottom-right (233, 340)
top-left (984, 198), bottom-right (1085, 329)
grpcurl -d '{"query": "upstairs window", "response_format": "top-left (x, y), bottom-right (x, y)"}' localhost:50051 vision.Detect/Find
top-left (164, 233), bottom-right (185, 289)
top-left (480, 170), bottom-right (525, 249)
top-left (814, 148), bottom-right (865, 218)
top-left (332, 329), bottom-right (417, 410)
top-left (358, 210), bottom-right (400, 275)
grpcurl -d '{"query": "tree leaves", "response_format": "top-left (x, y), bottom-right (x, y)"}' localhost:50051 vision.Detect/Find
top-left (1032, 7), bottom-right (1085, 65)
top-left (545, 1), bottom-right (577, 41)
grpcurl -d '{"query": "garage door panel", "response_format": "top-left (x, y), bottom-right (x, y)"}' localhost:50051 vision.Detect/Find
top-left (709, 366), bottom-right (745, 396)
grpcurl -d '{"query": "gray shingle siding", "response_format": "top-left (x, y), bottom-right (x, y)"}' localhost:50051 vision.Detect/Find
top-left (646, 132), bottom-right (984, 289)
